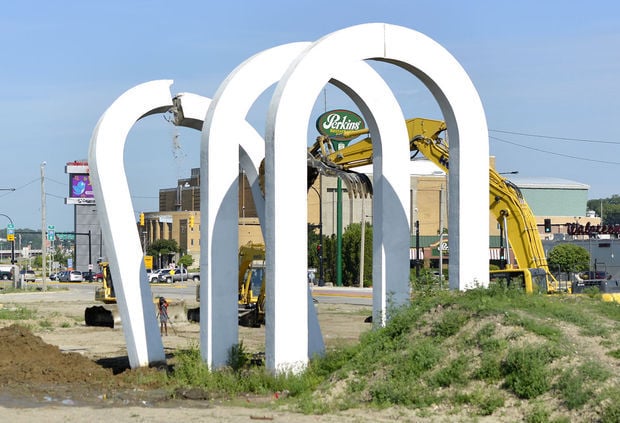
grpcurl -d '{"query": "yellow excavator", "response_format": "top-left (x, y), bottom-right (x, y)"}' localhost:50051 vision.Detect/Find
top-left (338, 118), bottom-right (619, 301)
top-left (85, 261), bottom-right (189, 327)
top-left (84, 261), bottom-right (120, 327)
top-left (236, 242), bottom-right (266, 327)
top-left (190, 242), bottom-right (267, 327)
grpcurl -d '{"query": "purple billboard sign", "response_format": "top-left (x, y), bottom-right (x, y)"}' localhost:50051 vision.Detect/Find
top-left (70, 174), bottom-right (94, 199)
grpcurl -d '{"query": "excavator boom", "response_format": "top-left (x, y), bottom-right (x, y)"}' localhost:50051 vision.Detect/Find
top-left (336, 117), bottom-right (562, 293)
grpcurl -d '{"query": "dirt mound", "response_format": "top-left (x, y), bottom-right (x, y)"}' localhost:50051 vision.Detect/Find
top-left (0, 324), bottom-right (115, 386)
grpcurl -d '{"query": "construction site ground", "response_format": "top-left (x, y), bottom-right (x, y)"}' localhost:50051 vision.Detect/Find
top-left (0, 284), bottom-right (379, 422)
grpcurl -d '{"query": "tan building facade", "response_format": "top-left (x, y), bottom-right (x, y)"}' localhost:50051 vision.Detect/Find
top-left (143, 161), bottom-right (600, 270)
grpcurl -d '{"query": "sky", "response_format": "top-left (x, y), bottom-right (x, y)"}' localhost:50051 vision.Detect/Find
top-left (1, 0), bottom-right (620, 232)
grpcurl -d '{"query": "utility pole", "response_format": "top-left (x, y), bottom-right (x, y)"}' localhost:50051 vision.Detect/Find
top-left (359, 197), bottom-right (366, 288)
top-left (41, 161), bottom-right (47, 291)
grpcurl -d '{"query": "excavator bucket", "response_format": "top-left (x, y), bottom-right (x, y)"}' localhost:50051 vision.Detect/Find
top-left (85, 305), bottom-right (121, 328)
top-left (306, 153), bottom-right (373, 198)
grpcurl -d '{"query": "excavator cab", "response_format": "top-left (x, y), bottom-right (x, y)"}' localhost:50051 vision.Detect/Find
top-left (238, 259), bottom-right (266, 327)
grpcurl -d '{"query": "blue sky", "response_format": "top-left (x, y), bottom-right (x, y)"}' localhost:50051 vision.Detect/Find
top-left (1, 1), bottom-right (620, 231)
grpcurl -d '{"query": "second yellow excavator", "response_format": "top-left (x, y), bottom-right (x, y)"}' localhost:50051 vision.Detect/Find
top-left (335, 118), bottom-right (620, 301)
top-left (336, 118), bottom-right (560, 295)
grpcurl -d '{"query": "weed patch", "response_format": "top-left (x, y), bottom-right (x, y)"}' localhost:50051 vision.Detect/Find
top-left (0, 306), bottom-right (36, 320)
top-left (501, 345), bottom-right (554, 399)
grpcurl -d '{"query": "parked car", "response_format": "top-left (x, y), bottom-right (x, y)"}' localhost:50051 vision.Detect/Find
top-left (58, 271), bottom-right (70, 282)
top-left (0, 271), bottom-right (11, 280)
top-left (49, 272), bottom-right (59, 281)
top-left (82, 271), bottom-right (95, 282)
top-left (95, 271), bottom-right (104, 282)
top-left (68, 270), bottom-right (83, 282)
top-left (148, 269), bottom-right (165, 283)
top-left (20, 269), bottom-right (36, 282)
top-left (157, 269), bottom-right (173, 283)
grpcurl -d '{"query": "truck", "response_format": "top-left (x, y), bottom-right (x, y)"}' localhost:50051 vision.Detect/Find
top-left (157, 267), bottom-right (200, 283)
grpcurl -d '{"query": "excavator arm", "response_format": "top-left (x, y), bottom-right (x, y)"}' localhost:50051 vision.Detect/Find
top-left (334, 117), bottom-right (560, 292)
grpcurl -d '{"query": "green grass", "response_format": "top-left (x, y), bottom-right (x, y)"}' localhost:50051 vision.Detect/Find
top-left (0, 306), bottom-right (36, 320)
top-left (115, 287), bottom-right (620, 421)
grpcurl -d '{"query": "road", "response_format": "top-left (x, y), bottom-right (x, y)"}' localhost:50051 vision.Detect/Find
top-left (311, 286), bottom-right (372, 306)
top-left (1, 280), bottom-right (372, 306)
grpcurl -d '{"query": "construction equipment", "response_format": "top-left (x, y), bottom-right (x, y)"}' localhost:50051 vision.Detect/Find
top-left (237, 242), bottom-right (266, 327)
top-left (338, 118), bottom-right (620, 302)
top-left (339, 118), bottom-right (561, 287)
top-left (84, 261), bottom-right (120, 327)
top-left (85, 261), bottom-right (188, 327)
top-left (191, 242), bottom-right (266, 327)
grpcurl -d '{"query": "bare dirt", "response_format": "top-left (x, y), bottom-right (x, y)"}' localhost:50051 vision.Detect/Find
top-left (0, 291), bottom-right (387, 422)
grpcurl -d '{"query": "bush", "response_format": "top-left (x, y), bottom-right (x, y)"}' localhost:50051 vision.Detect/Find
top-left (431, 309), bottom-right (469, 338)
top-left (501, 345), bottom-right (552, 399)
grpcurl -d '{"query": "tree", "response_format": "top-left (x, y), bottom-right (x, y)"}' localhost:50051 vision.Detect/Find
top-left (178, 254), bottom-right (194, 269)
top-left (342, 222), bottom-right (373, 287)
top-left (307, 223), bottom-right (373, 286)
top-left (146, 239), bottom-right (179, 268)
top-left (587, 195), bottom-right (620, 225)
top-left (547, 243), bottom-right (589, 274)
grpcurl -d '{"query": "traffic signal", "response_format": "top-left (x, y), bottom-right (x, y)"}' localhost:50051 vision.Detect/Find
top-left (316, 244), bottom-right (322, 257)
top-left (544, 218), bottom-right (552, 233)
top-left (189, 214), bottom-right (194, 229)
top-left (139, 212), bottom-right (144, 226)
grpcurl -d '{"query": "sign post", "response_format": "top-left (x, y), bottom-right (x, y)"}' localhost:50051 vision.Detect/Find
top-left (315, 110), bottom-right (366, 287)
top-left (47, 225), bottom-right (55, 241)
top-left (7, 223), bottom-right (15, 265)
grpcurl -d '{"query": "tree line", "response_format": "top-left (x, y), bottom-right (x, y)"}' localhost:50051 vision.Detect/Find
top-left (587, 195), bottom-right (620, 225)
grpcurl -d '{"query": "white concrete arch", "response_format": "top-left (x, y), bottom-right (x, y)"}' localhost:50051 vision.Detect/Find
top-left (89, 83), bottom-right (212, 368)
top-left (203, 42), bottom-right (413, 370)
top-left (89, 80), bottom-right (174, 368)
top-left (201, 42), bottom-right (325, 369)
top-left (266, 23), bottom-right (489, 369)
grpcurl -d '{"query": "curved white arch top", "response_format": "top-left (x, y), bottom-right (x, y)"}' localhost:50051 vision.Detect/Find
top-left (265, 24), bottom-right (489, 368)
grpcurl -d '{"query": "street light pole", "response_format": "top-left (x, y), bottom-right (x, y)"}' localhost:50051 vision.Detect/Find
top-left (0, 213), bottom-right (17, 288)
top-left (310, 179), bottom-right (324, 286)
top-left (0, 213), bottom-right (15, 263)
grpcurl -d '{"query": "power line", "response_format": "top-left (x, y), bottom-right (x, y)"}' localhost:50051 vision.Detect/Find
top-left (490, 135), bottom-right (620, 165)
top-left (489, 129), bottom-right (620, 145)
top-left (47, 177), bottom-right (67, 186)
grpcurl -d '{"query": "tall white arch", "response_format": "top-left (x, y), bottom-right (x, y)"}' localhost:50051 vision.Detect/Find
top-left (89, 80), bottom-right (173, 368)
top-left (203, 41), bottom-right (416, 369)
top-left (89, 83), bottom-right (212, 368)
top-left (265, 23), bottom-right (489, 370)
top-left (201, 42), bottom-right (322, 369)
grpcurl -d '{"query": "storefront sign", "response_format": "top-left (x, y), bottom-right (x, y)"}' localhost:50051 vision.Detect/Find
top-left (315, 109), bottom-right (365, 141)
top-left (566, 222), bottom-right (620, 236)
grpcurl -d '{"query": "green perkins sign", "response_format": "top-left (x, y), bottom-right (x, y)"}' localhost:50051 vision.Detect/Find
top-left (315, 109), bottom-right (365, 141)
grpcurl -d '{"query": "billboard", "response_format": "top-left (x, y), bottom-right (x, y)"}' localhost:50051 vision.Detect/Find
top-left (65, 161), bottom-right (95, 205)
top-left (70, 174), bottom-right (93, 198)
